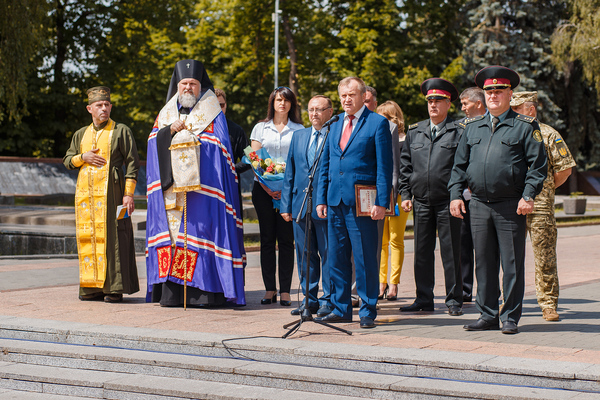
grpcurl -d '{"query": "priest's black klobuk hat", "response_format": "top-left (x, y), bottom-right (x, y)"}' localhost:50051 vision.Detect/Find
top-left (420, 78), bottom-right (459, 102)
top-left (475, 66), bottom-right (520, 90)
top-left (165, 59), bottom-right (214, 103)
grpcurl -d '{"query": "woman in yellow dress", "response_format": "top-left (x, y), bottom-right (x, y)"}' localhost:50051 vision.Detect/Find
top-left (377, 101), bottom-right (409, 301)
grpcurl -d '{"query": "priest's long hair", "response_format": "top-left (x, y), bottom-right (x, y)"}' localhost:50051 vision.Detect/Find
top-left (260, 86), bottom-right (302, 124)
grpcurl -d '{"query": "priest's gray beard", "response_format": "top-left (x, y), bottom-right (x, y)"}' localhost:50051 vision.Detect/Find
top-left (178, 93), bottom-right (198, 108)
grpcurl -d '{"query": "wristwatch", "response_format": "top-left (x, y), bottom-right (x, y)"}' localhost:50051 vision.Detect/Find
top-left (523, 195), bottom-right (533, 202)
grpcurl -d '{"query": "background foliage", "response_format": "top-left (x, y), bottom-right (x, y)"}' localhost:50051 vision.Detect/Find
top-left (1, 0), bottom-right (599, 168)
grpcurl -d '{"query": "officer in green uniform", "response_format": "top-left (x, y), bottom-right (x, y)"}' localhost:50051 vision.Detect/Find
top-left (448, 66), bottom-right (547, 334)
top-left (510, 91), bottom-right (576, 322)
top-left (399, 78), bottom-right (465, 316)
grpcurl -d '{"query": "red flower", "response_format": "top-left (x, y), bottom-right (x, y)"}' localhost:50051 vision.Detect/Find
top-left (266, 165), bottom-right (274, 173)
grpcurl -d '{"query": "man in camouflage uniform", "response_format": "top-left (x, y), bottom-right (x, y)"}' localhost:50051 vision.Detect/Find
top-left (511, 91), bottom-right (576, 322)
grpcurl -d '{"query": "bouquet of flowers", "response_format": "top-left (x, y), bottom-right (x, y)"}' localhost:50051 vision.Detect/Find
top-left (242, 146), bottom-right (287, 209)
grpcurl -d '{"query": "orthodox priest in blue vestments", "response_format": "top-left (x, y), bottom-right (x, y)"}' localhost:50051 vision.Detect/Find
top-left (146, 59), bottom-right (246, 306)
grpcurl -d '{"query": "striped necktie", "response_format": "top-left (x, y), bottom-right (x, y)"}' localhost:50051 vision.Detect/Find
top-left (308, 130), bottom-right (321, 165)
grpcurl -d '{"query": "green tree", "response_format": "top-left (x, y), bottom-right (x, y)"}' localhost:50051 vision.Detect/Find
top-left (95, 0), bottom-right (193, 158)
top-left (552, 0), bottom-right (600, 100)
top-left (0, 0), bottom-right (109, 157)
top-left (462, 0), bottom-right (600, 167)
top-left (0, 0), bottom-right (47, 124)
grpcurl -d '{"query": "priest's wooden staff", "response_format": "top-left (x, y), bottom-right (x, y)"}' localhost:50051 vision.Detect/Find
top-left (183, 190), bottom-right (188, 310)
top-left (170, 120), bottom-right (200, 311)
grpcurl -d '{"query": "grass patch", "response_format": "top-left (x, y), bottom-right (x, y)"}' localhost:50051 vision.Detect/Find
top-left (557, 216), bottom-right (600, 225)
top-left (244, 237), bottom-right (260, 247)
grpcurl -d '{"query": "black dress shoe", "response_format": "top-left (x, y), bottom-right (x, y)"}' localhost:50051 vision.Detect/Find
top-left (463, 318), bottom-right (499, 331)
top-left (501, 321), bottom-right (519, 334)
top-left (314, 313), bottom-right (352, 323)
top-left (316, 305), bottom-right (333, 317)
top-left (261, 293), bottom-right (277, 305)
top-left (79, 292), bottom-right (104, 301)
top-left (291, 305), bottom-right (318, 315)
top-left (104, 294), bottom-right (123, 303)
top-left (360, 317), bottom-right (375, 328)
top-left (448, 305), bottom-right (463, 316)
top-left (400, 301), bottom-right (434, 312)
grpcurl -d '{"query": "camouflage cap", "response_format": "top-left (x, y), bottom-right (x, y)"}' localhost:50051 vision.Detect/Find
top-left (87, 86), bottom-right (111, 104)
top-left (510, 91), bottom-right (538, 107)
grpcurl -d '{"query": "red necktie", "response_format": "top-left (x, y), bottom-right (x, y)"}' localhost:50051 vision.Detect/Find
top-left (339, 115), bottom-right (355, 151)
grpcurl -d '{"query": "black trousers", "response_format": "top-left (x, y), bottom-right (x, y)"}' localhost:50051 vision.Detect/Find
top-left (412, 200), bottom-right (462, 307)
top-left (460, 200), bottom-right (475, 298)
top-left (252, 183), bottom-right (295, 293)
top-left (470, 199), bottom-right (526, 323)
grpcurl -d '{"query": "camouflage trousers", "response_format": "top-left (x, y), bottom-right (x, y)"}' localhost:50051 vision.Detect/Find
top-left (527, 213), bottom-right (559, 310)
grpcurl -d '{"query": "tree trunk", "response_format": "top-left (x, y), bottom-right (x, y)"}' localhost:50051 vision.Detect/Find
top-left (52, 0), bottom-right (68, 157)
top-left (281, 11), bottom-right (299, 99)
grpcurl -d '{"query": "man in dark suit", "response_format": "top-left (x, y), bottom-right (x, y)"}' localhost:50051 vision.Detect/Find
top-left (315, 77), bottom-right (392, 329)
top-left (215, 88), bottom-right (250, 206)
top-left (449, 66), bottom-right (547, 334)
top-left (399, 78), bottom-right (464, 316)
top-left (281, 95), bottom-right (334, 318)
top-left (458, 87), bottom-right (487, 303)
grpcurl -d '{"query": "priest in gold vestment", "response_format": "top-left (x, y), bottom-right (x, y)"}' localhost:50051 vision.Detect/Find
top-left (63, 86), bottom-right (141, 302)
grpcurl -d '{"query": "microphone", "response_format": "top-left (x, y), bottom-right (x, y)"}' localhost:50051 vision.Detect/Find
top-left (321, 115), bottom-right (340, 129)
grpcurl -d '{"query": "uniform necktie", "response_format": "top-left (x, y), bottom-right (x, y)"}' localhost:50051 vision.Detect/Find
top-left (339, 115), bottom-right (355, 150)
top-left (431, 126), bottom-right (437, 141)
top-left (308, 130), bottom-right (321, 165)
top-left (492, 116), bottom-right (500, 133)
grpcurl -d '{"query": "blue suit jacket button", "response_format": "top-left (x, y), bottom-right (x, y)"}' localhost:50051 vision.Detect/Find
top-left (340, 172), bottom-right (343, 175)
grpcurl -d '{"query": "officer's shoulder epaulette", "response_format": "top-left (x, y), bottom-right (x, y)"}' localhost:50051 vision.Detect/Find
top-left (463, 115), bottom-right (485, 125)
top-left (515, 113), bottom-right (535, 124)
top-left (408, 122), bottom-right (419, 130)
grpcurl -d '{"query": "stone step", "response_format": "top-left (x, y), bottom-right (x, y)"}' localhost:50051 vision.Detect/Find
top-left (0, 355), bottom-right (365, 400)
top-left (0, 206), bottom-right (146, 231)
top-left (0, 338), bottom-right (590, 400)
top-left (0, 390), bottom-right (89, 399)
top-left (0, 319), bottom-right (598, 399)
top-left (0, 224), bottom-right (146, 256)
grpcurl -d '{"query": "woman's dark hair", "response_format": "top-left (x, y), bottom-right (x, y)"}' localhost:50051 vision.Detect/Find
top-left (260, 86), bottom-right (302, 124)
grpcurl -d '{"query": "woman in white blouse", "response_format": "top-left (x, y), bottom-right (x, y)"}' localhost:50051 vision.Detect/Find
top-left (250, 87), bottom-right (304, 306)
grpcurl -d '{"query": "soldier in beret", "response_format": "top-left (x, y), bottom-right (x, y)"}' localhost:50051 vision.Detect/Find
top-left (63, 86), bottom-right (140, 303)
top-left (449, 66), bottom-right (547, 334)
top-left (510, 91), bottom-right (576, 322)
top-left (399, 78), bottom-right (464, 316)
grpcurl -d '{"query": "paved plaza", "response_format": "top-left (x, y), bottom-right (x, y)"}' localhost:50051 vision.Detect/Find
top-left (1, 224), bottom-right (599, 366)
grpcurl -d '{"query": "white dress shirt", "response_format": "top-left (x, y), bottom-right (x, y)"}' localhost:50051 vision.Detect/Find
top-left (342, 105), bottom-right (366, 136)
top-left (250, 119), bottom-right (304, 161)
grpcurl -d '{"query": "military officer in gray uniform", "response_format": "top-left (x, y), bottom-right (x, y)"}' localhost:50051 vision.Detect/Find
top-left (510, 91), bottom-right (576, 322)
top-left (399, 78), bottom-right (465, 316)
top-left (449, 66), bottom-right (547, 334)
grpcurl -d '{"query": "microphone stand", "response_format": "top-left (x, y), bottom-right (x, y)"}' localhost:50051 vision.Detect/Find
top-left (282, 120), bottom-right (352, 338)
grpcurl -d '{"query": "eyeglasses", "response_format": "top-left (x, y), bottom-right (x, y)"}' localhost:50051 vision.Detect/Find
top-left (307, 107), bottom-right (331, 114)
top-left (274, 86), bottom-right (291, 92)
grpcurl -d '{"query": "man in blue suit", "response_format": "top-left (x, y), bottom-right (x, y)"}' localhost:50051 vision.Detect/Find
top-left (281, 95), bottom-right (334, 318)
top-left (315, 77), bottom-right (392, 329)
